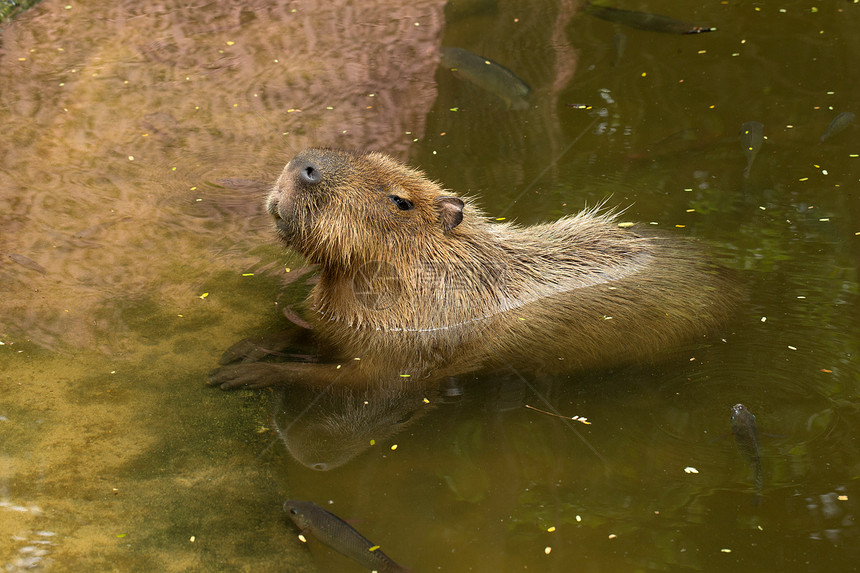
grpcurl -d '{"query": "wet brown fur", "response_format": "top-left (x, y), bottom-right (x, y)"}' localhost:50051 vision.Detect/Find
top-left (264, 148), bottom-right (737, 383)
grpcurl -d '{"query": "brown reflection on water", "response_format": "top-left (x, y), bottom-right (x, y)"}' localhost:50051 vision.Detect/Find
top-left (0, 0), bottom-right (445, 350)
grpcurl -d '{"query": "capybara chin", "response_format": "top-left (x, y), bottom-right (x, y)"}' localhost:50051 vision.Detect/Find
top-left (241, 148), bottom-right (736, 387)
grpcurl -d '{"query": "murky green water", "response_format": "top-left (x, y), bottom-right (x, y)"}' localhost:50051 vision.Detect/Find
top-left (2, 0), bottom-right (859, 571)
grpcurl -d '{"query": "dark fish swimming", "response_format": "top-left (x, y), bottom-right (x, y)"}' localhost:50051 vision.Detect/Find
top-left (439, 46), bottom-right (530, 110)
top-left (584, 1), bottom-right (715, 34)
top-left (819, 111), bottom-right (854, 143)
top-left (73, 216), bottom-right (133, 240)
top-left (7, 253), bottom-right (47, 275)
top-left (730, 403), bottom-right (763, 505)
top-left (739, 121), bottom-right (764, 179)
top-left (612, 32), bottom-right (627, 67)
top-left (284, 500), bottom-right (413, 573)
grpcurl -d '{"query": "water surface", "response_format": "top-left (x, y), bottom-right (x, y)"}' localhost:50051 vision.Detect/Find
top-left (2, 0), bottom-right (859, 571)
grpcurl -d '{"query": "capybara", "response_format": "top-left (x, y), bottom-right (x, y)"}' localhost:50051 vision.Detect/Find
top-left (209, 148), bottom-right (736, 390)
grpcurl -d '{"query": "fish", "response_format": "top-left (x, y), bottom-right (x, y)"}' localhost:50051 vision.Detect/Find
top-left (612, 32), bottom-right (627, 67)
top-left (439, 47), bottom-right (530, 110)
top-left (819, 111), bottom-right (854, 143)
top-left (584, 2), bottom-right (715, 35)
top-left (730, 403), bottom-right (763, 505)
top-left (7, 253), bottom-right (47, 275)
top-left (284, 500), bottom-right (413, 573)
top-left (739, 121), bottom-right (764, 179)
top-left (72, 216), bottom-right (133, 240)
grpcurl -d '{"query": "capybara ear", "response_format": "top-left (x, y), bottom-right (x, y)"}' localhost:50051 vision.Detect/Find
top-left (435, 197), bottom-right (465, 232)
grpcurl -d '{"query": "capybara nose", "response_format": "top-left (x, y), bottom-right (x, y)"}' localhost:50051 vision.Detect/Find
top-left (297, 160), bottom-right (322, 185)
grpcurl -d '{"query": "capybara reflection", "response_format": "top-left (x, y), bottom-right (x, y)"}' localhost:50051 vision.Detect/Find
top-left (209, 148), bottom-right (736, 390)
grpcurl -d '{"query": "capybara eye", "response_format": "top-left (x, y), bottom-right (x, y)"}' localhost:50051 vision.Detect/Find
top-left (389, 195), bottom-right (414, 211)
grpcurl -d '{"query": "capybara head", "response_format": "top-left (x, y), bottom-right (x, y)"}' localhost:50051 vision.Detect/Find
top-left (267, 148), bottom-right (467, 267)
